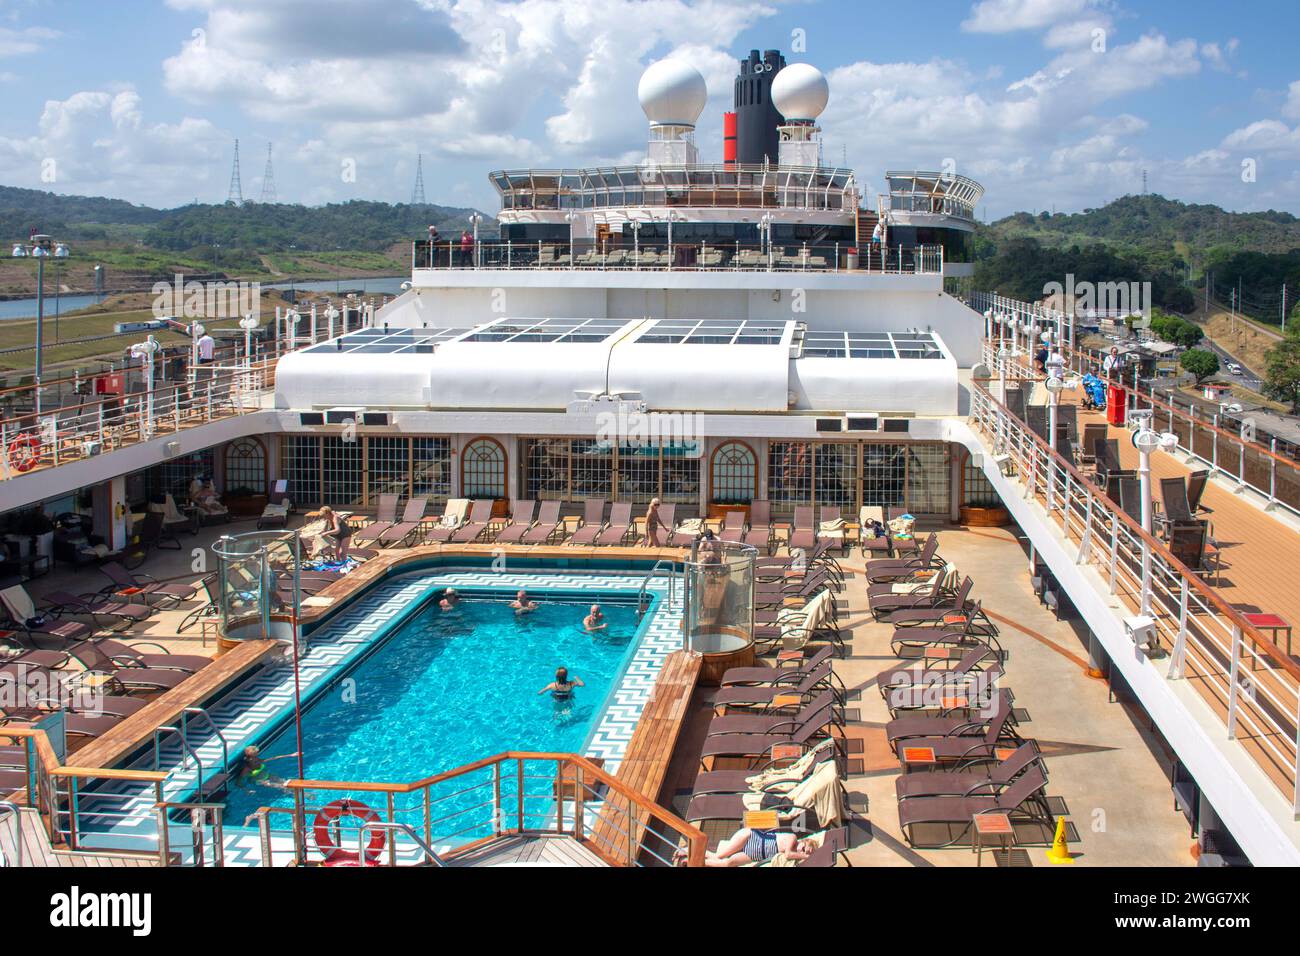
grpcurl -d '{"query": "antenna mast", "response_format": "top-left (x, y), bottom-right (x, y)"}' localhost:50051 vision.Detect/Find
top-left (260, 143), bottom-right (277, 203)
top-left (412, 153), bottom-right (427, 205)
top-left (227, 139), bottom-right (243, 205)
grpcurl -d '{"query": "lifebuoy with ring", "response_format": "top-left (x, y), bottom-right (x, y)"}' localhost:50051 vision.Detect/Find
top-left (313, 798), bottom-right (385, 866)
top-left (7, 432), bottom-right (40, 473)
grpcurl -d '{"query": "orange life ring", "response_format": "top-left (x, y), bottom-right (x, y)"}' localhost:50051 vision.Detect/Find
top-left (7, 432), bottom-right (40, 473)
top-left (312, 798), bottom-right (385, 866)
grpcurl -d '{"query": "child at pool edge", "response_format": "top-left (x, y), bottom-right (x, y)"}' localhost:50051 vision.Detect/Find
top-left (583, 604), bottom-right (606, 634)
top-left (538, 667), bottom-right (584, 699)
top-left (510, 589), bottom-right (538, 614)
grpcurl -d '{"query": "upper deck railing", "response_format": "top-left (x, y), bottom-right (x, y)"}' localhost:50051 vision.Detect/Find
top-left (490, 163), bottom-right (857, 212)
top-left (972, 290), bottom-right (1300, 519)
top-left (413, 239), bottom-right (944, 275)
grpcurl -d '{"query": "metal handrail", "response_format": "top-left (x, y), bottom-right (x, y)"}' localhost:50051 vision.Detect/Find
top-left (181, 706), bottom-right (229, 776)
top-left (153, 725), bottom-right (207, 801)
top-left (357, 820), bottom-right (446, 867)
top-left (638, 558), bottom-right (677, 611)
top-left (0, 800), bottom-right (22, 867)
top-left (155, 801), bottom-right (226, 867)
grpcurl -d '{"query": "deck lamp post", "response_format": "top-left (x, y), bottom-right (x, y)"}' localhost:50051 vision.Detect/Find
top-left (1043, 351), bottom-right (1072, 512)
top-left (627, 217), bottom-right (641, 270)
top-left (130, 335), bottom-right (161, 439)
top-left (11, 234), bottom-right (69, 415)
top-left (469, 212), bottom-right (482, 268)
top-left (564, 211), bottom-right (577, 269)
top-left (1130, 410), bottom-right (1178, 616)
top-left (759, 213), bottom-right (774, 271)
top-left (239, 314), bottom-right (259, 368)
top-left (188, 321), bottom-right (205, 384)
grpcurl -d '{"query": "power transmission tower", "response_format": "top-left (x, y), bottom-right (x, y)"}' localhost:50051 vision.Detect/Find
top-left (227, 139), bottom-right (243, 205)
top-left (1142, 169), bottom-right (1148, 195)
top-left (260, 143), bottom-right (277, 204)
top-left (411, 153), bottom-right (427, 205)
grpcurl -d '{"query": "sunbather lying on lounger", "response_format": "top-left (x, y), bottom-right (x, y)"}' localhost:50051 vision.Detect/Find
top-left (675, 827), bottom-right (817, 867)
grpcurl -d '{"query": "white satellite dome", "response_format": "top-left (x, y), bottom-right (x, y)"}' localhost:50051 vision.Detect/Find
top-left (638, 59), bottom-right (707, 127)
top-left (771, 63), bottom-right (829, 122)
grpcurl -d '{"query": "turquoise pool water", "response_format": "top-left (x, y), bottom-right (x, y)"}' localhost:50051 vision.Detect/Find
top-left (219, 590), bottom-right (647, 827)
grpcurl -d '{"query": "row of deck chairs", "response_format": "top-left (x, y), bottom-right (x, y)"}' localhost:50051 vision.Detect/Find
top-left (862, 539), bottom-right (1058, 849)
top-left (676, 544), bottom-right (854, 865)
top-left (0, 565), bottom-right (211, 775)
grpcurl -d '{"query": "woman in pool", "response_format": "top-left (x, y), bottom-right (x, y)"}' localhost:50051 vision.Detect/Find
top-left (583, 604), bottom-right (606, 634)
top-left (674, 827), bottom-right (817, 867)
top-left (439, 587), bottom-right (460, 610)
top-left (510, 589), bottom-right (538, 614)
top-left (537, 667), bottom-right (584, 699)
top-left (236, 745), bottom-right (298, 787)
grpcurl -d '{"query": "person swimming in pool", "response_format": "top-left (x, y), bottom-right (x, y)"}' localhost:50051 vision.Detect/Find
top-left (237, 745), bottom-right (298, 787)
top-left (583, 604), bottom-right (606, 634)
top-left (439, 587), bottom-right (460, 610)
top-left (510, 589), bottom-right (538, 614)
top-left (538, 667), bottom-right (584, 699)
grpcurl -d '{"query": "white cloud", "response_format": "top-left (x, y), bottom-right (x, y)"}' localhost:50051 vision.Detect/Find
top-left (0, 25), bottom-right (59, 58)
top-left (962, 0), bottom-right (1093, 34)
top-left (1282, 80), bottom-right (1300, 121)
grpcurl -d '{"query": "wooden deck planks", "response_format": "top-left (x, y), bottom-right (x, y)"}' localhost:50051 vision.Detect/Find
top-left (589, 649), bottom-right (701, 864)
top-left (0, 807), bottom-right (156, 867)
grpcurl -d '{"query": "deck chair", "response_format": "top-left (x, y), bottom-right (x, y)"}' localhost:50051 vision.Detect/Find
top-left (353, 493), bottom-right (402, 545)
top-left (97, 561), bottom-right (197, 606)
top-left (895, 741), bottom-right (1042, 800)
top-left (1168, 522), bottom-right (1220, 583)
top-left (865, 535), bottom-right (940, 583)
top-left (718, 509), bottom-right (747, 544)
top-left (1118, 477), bottom-right (1144, 525)
top-left (493, 500), bottom-right (536, 544)
top-left (699, 697), bottom-right (845, 766)
top-left (712, 660), bottom-right (845, 710)
top-left (887, 688), bottom-right (1016, 748)
top-left (521, 501), bottom-right (564, 544)
top-left (1004, 386), bottom-right (1026, 422)
top-left (595, 502), bottom-right (634, 546)
top-left (898, 765), bottom-right (1051, 849)
top-left (888, 576), bottom-right (976, 627)
top-left (566, 499), bottom-right (608, 546)
top-left (1079, 423), bottom-right (1108, 468)
top-left (789, 506), bottom-right (817, 552)
top-left (685, 756), bottom-right (846, 829)
top-left (451, 499), bottom-right (496, 543)
top-left (0, 584), bottom-right (94, 648)
top-left (1025, 404), bottom-right (1050, 441)
top-left (94, 639), bottom-right (211, 675)
top-left (1185, 469), bottom-right (1213, 515)
top-left (64, 641), bottom-right (187, 693)
top-left (385, 496), bottom-right (436, 545)
top-left (859, 505), bottom-right (892, 557)
top-left (743, 500), bottom-right (773, 553)
top-left (39, 589), bottom-right (152, 628)
top-left (257, 479), bottom-right (294, 530)
top-left (154, 494), bottom-right (198, 536)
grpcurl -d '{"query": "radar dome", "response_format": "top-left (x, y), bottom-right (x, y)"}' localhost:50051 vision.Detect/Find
top-left (771, 63), bottom-right (829, 122)
top-left (638, 59), bottom-right (708, 127)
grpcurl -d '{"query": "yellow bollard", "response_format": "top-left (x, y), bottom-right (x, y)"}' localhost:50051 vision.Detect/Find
top-left (1045, 815), bottom-right (1074, 864)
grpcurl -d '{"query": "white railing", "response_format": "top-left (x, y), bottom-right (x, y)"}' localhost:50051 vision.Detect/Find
top-left (970, 376), bottom-right (1300, 811)
top-left (974, 290), bottom-right (1300, 519)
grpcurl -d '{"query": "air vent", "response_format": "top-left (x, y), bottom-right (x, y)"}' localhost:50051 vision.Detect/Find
top-left (325, 407), bottom-right (362, 425)
top-left (362, 412), bottom-right (390, 427)
top-left (882, 419), bottom-right (910, 433)
top-left (298, 412), bottom-right (325, 426)
top-left (846, 416), bottom-right (878, 432)
top-left (815, 418), bottom-right (843, 432)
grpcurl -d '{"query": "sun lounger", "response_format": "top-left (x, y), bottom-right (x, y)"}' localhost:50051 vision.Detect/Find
top-left (352, 493), bottom-right (401, 545)
top-left (65, 641), bottom-right (188, 693)
top-left (95, 639), bottom-right (211, 675)
top-left (1186, 469), bottom-right (1212, 515)
top-left (520, 501), bottom-right (564, 544)
top-left (865, 534), bottom-right (940, 582)
top-left (40, 590), bottom-right (152, 627)
top-left (0, 585), bottom-right (95, 649)
top-left (713, 661), bottom-right (844, 709)
top-left (451, 499), bottom-right (496, 543)
top-left (595, 502), bottom-right (634, 546)
top-left (877, 642), bottom-right (1003, 701)
top-left (788, 506), bottom-right (817, 552)
top-left (886, 576), bottom-right (975, 627)
top-left (157, 493), bottom-right (198, 536)
top-left (719, 645), bottom-right (836, 688)
top-left (890, 692), bottom-right (1021, 765)
top-left (381, 496), bottom-right (434, 546)
top-left (898, 766), bottom-right (1051, 848)
top-left (97, 562), bottom-right (197, 606)
top-left (718, 510), bottom-right (746, 544)
top-left (705, 689), bottom-right (843, 739)
top-left (742, 500), bottom-right (773, 553)
top-left (894, 742), bottom-right (1042, 800)
top-left (565, 499), bottom-right (607, 546)
top-left (686, 758), bottom-right (846, 827)
top-left (491, 500), bottom-right (535, 544)
top-left (699, 698), bottom-right (843, 766)
top-left (257, 479), bottom-right (295, 530)
top-left (887, 688), bottom-right (1015, 749)
top-left (859, 505), bottom-right (892, 557)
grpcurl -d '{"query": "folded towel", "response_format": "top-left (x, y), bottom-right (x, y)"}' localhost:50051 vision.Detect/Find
top-left (676, 518), bottom-right (704, 535)
top-left (818, 518), bottom-right (846, 534)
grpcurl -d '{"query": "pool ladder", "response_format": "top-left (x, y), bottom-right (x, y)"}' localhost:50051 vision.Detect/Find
top-left (637, 559), bottom-right (678, 615)
top-left (152, 705), bottom-right (230, 802)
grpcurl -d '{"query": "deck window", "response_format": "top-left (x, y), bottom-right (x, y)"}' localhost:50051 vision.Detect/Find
top-left (412, 438), bottom-right (452, 503)
top-left (322, 436), bottom-right (363, 507)
top-left (710, 441), bottom-right (757, 504)
top-left (223, 438), bottom-right (267, 496)
top-left (768, 442), bottom-right (812, 515)
top-left (368, 436), bottom-right (409, 502)
top-left (461, 437), bottom-right (507, 499)
top-left (281, 436), bottom-right (321, 506)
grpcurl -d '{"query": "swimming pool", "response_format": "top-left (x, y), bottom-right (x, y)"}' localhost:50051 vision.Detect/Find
top-left (219, 590), bottom-right (649, 825)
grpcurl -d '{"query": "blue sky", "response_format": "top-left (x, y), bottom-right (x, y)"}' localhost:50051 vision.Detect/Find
top-left (0, 0), bottom-right (1297, 219)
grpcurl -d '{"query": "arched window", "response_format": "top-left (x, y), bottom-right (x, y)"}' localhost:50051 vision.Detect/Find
top-left (710, 441), bottom-right (757, 504)
top-left (461, 437), bottom-right (507, 499)
top-left (224, 437), bottom-right (266, 495)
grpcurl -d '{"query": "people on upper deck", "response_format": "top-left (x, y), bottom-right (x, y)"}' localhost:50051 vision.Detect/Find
top-left (459, 229), bottom-right (474, 266)
top-left (1103, 346), bottom-right (1125, 380)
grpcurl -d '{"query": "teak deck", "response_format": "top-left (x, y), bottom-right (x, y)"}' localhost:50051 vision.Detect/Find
top-left (589, 649), bottom-right (701, 864)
